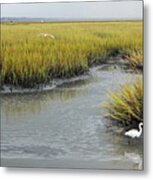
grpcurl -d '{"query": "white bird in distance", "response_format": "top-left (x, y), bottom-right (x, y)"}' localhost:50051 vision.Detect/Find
top-left (38, 33), bottom-right (55, 39)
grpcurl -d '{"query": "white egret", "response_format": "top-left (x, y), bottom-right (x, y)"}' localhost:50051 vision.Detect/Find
top-left (124, 122), bottom-right (143, 138)
top-left (38, 33), bottom-right (55, 39)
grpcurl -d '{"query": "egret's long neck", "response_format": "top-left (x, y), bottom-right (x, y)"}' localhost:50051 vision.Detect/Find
top-left (139, 125), bottom-right (143, 135)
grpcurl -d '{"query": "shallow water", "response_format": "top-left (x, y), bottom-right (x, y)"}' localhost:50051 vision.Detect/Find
top-left (0, 65), bottom-right (143, 170)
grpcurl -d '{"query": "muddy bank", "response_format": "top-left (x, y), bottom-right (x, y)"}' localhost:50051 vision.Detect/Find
top-left (0, 57), bottom-right (139, 95)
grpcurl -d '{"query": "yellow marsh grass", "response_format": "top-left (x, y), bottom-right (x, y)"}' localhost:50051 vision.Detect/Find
top-left (103, 78), bottom-right (143, 125)
top-left (0, 21), bottom-right (142, 87)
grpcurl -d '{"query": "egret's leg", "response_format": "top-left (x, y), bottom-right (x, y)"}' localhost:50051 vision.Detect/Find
top-left (128, 139), bottom-right (131, 145)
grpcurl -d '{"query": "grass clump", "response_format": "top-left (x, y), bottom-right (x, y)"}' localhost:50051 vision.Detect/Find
top-left (123, 50), bottom-right (143, 70)
top-left (103, 78), bottom-right (143, 125)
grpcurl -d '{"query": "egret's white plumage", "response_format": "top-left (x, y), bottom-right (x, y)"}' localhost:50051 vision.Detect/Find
top-left (38, 33), bottom-right (55, 39)
top-left (124, 122), bottom-right (143, 138)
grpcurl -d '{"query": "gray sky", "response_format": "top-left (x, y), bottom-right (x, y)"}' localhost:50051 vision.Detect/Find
top-left (1, 1), bottom-right (143, 20)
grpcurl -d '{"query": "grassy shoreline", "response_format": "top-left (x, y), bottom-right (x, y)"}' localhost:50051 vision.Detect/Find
top-left (0, 21), bottom-right (142, 88)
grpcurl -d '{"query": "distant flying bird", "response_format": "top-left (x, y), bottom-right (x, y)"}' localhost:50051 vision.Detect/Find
top-left (38, 33), bottom-right (55, 39)
top-left (124, 122), bottom-right (143, 138)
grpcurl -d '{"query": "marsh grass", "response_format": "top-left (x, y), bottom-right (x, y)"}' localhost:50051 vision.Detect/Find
top-left (123, 51), bottom-right (143, 70)
top-left (0, 21), bottom-right (142, 88)
top-left (103, 78), bottom-right (143, 125)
